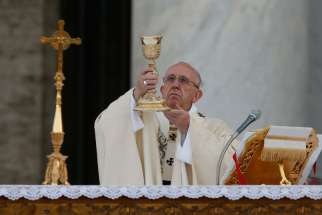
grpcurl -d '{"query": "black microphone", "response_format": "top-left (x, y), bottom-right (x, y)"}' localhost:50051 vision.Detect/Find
top-left (216, 110), bottom-right (261, 185)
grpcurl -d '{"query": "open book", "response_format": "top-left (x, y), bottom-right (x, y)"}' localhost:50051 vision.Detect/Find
top-left (222, 126), bottom-right (322, 185)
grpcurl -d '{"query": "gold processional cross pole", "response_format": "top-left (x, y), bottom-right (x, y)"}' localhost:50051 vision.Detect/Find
top-left (41, 20), bottom-right (81, 185)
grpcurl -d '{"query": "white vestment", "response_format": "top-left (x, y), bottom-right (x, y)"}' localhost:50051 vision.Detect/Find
top-left (94, 89), bottom-right (237, 185)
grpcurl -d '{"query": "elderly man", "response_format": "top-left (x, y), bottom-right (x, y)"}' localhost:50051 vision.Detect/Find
top-left (95, 62), bottom-right (237, 185)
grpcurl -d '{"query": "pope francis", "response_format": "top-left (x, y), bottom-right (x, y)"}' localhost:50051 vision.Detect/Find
top-left (94, 62), bottom-right (237, 185)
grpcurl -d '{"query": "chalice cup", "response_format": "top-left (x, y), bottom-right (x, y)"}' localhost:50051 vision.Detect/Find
top-left (134, 35), bottom-right (170, 111)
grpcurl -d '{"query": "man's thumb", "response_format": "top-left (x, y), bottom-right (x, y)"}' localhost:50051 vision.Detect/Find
top-left (175, 103), bottom-right (184, 110)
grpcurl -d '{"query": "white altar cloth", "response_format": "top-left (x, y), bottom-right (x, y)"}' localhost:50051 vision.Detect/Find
top-left (0, 185), bottom-right (322, 201)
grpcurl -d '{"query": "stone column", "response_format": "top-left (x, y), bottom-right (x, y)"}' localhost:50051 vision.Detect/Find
top-left (0, 0), bottom-right (58, 184)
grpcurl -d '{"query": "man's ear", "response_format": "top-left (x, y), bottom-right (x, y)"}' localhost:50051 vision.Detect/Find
top-left (192, 89), bottom-right (203, 103)
top-left (160, 85), bottom-right (165, 96)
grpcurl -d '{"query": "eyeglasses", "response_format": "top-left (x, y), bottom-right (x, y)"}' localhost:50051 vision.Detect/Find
top-left (163, 74), bottom-right (200, 88)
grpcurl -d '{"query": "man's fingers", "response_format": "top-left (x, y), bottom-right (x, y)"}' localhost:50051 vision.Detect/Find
top-left (169, 108), bottom-right (184, 115)
top-left (135, 68), bottom-right (158, 98)
top-left (146, 85), bottom-right (156, 90)
top-left (140, 69), bottom-right (158, 91)
top-left (163, 111), bottom-right (174, 118)
top-left (163, 113), bottom-right (175, 123)
top-left (143, 79), bottom-right (158, 85)
top-left (143, 73), bottom-right (158, 81)
top-left (141, 68), bottom-right (154, 75)
top-left (175, 103), bottom-right (184, 110)
top-left (164, 110), bottom-right (180, 118)
top-left (141, 69), bottom-right (157, 79)
top-left (142, 79), bottom-right (158, 91)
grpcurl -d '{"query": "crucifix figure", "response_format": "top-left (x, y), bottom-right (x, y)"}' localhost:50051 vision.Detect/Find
top-left (41, 20), bottom-right (81, 185)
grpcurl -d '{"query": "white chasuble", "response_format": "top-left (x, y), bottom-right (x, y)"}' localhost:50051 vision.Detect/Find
top-left (95, 89), bottom-right (237, 185)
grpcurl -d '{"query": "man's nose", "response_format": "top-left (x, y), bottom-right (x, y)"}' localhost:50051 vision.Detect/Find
top-left (172, 77), bottom-right (180, 87)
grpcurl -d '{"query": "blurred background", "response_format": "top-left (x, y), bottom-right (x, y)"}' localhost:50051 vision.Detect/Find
top-left (1, 0), bottom-right (322, 184)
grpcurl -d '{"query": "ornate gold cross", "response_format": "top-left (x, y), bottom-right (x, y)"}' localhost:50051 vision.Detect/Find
top-left (41, 20), bottom-right (81, 185)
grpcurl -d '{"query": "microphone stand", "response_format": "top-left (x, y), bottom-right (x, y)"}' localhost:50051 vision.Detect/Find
top-left (216, 132), bottom-right (239, 185)
top-left (215, 110), bottom-right (261, 185)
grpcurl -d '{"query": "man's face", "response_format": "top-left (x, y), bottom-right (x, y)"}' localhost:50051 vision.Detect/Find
top-left (160, 64), bottom-right (203, 110)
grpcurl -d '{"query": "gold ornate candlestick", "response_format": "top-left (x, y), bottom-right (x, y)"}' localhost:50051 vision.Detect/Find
top-left (41, 20), bottom-right (81, 185)
top-left (134, 35), bottom-right (170, 111)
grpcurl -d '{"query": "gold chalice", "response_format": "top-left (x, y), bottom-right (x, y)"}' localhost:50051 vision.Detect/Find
top-left (134, 35), bottom-right (170, 111)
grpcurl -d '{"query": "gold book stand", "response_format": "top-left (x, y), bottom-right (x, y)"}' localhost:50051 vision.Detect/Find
top-left (224, 127), bottom-right (319, 185)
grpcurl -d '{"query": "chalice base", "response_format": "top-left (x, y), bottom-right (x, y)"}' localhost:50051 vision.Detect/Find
top-left (134, 95), bottom-right (170, 112)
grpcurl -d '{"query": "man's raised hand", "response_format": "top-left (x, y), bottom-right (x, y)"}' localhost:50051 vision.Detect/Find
top-left (163, 104), bottom-right (190, 134)
top-left (133, 69), bottom-right (158, 101)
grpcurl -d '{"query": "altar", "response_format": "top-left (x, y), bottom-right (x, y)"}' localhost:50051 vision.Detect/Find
top-left (1, 185), bottom-right (322, 214)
